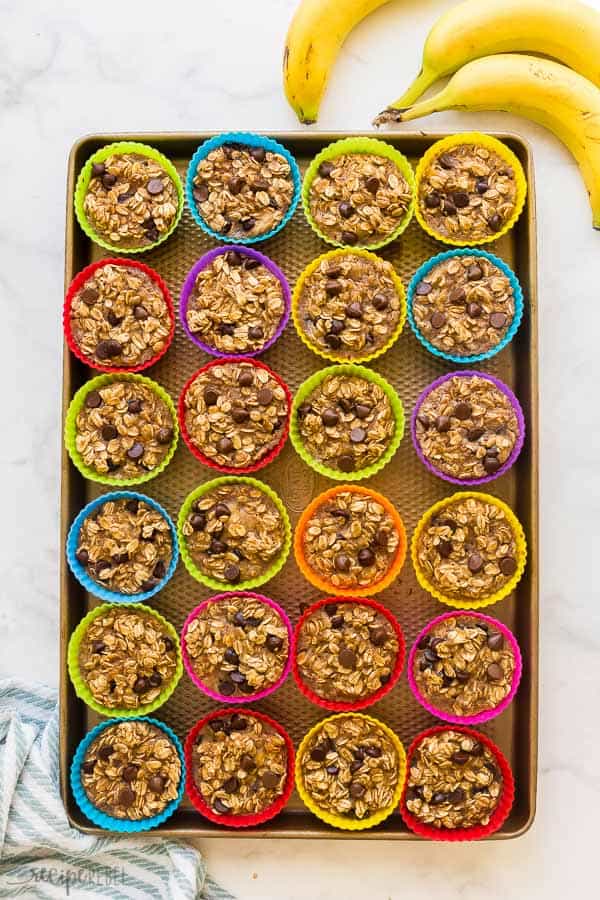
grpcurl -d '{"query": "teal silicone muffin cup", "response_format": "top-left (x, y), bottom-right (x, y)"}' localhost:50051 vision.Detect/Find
top-left (74, 141), bottom-right (184, 254)
top-left (186, 132), bottom-right (301, 244)
top-left (407, 249), bottom-right (524, 365)
top-left (302, 137), bottom-right (416, 250)
top-left (70, 716), bottom-right (185, 832)
top-left (177, 476), bottom-right (291, 591)
top-left (290, 364), bottom-right (405, 481)
top-left (66, 491), bottom-right (178, 604)
top-left (64, 372), bottom-right (179, 487)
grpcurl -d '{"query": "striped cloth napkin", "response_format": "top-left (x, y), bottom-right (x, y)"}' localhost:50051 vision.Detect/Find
top-left (0, 679), bottom-right (234, 899)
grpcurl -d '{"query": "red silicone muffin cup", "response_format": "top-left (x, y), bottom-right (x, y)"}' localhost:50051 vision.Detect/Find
top-left (407, 610), bottom-right (523, 725)
top-left (63, 258), bottom-right (175, 373)
top-left (178, 357), bottom-right (292, 474)
top-left (180, 591), bottom-right (293, 703)
top-left (293, 596), bottom-right (405, 711)
top-left (400, 724), bottom-right (514, 841)
top-left (184, 708), bottom-right (295, 828)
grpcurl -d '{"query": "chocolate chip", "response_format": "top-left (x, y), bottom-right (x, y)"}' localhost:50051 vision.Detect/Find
top-left (203, 386), bottom-right (219, 407)
top-left (430, 311), bottom-right (446, 329)
top-left (241, 217), bottom-right (256, 232)
top-left (453, 191), bottom-right (469, 208)
top-left (98, 744), bottom-right (114, 761)
top-left (476, 179), bottom-right (489, 194)
top-left (228, 176), bottom-right (244, 195)
top-left (349, 781), bottom-right (365, 798)
top-left (133, 676), bottom-right (149, 694)
top-left (325, 764), bottom-right (339, 776)
top-left (92, 162), bottom-right (105, 177)
top-left (338, 647), bottom-right (357, 669)
top-left (490, 311), bottom-right (508, 329)
top-left (470, 741), bottom-right (484, 756)
top-left (467, 427), bottom-right (485, 441)
top-left (257, 387), bottom-right (273, 405)
top-left (365, 744), bottom-right (382, 758)
top-left (216, 437), bottom-right (234, 454)
top-left (162, 636), bottom-right (174, 653)
top-left (329, 318), bottom-right (345, 335)
top-left (357, 547), bottom-right (374, 567)
top-left (100, 423), bottom-right (117, 442)
top-left (449, 788), bottom-right (465, 804)
top-left (318, 161), bottom-right (334, 177)
top-left (416, 281), bottom-right (432, 296)
top-left (147, 774), bottom-right (166, 794)
top-left (468, 552), bottom-right (484, 573)
top-left (345, 301), bottom-right (362, 319)
top-left (369, 626), bottom-right (387, 647)
top-left (372, 292), bottom-right (389, 311)
top-left (456, 670), bottom-right (470, 683)
top-left (443, 200), bottom-right (457, 216)
top-left (190, 513), bottom-right (206, 532)
top-left (424, 191), bottom-right (441, 208)
top-left (251, 179), bottom-right (270, 193)
top-left (117, 190), bottom-right (133, 203)
top-left (157, 426), bottom-right (173, 445)
top-left (154, 559), bottom-right (168, 581)
top-left (81, 759), bottom-right (96, 774)
top-left (500, 556), bottom-right (517, 576)
top-left (195, 183), bottom-right (209, 202)
top-left (449, 287), bottom-right (466, 304)
top-left (76, 548), bottom-right (89, 566)
top-left (452, 750), bottom-right (469, 765)
top-left (224, 564), bottom-right (240, 583)
top-left (250, 146), bottom-right (266, 162)
top-left (435, 415), bottom-right (451, 432)
top-left (128, 398), bottom-right (142, 413)
top-left (118, 786), bottom-right (135, 807)
top-left (209, 538), bottom-right (228, 555)
top-left (112, 551), bottom-right (129, 565)
top-left (487, 662), bottom-right (504, 681)
top-left (213, 798), bottom-right (230, 814)
top-left (365, 176), bottom-right (379, 194)
top-left (339, 201), bottom-right (354, 219)
top-left (261, 771), bottom-right (280, 789)
top-left (454, 401), bottom-right (472, 420)
top-left (91, 640), bottom-right (105, 654)
top-left (102, 173), bottom-right (116, 188)
top-left (240, 754), bottom-right (255, 772)
top-left (323, 279), bottom-right (342, 298)
top-left (133, 304), bottom-right (149, 321)
top-left (310, 744), bottom-right (327, 762)
top-left (222, 776), bottom-right (240, 793)
top-left (341, 230), bottom-right (357, 245)
top-left (350, 427), bottom-right (366, 444)
top-left (80, 287), bottom-right (99, 305)
top-left (325, 332), bottom-right (341, 349)
top-left (127, 442), bottom-right (144, 460)
top-left (122, 764), bottom-right (139, 783)
top-left (248, 325), bottom-right (264, 341)
top-left (467, 264), bottom-right (483, 281)
top-left (266, 634), bottom-right (283, 652)
top-left (218, 679), bottom-right (235, 696)
top-left (488, 213), bottom-right (503, 231)
top-left (467, 302), bottom-right (482, 318)
top-left (140, 576), bottom-right (159, 591)
top-left (438, 539), bottom-right (453, 558)
top-left (483, 454), bottom-right (501, 474)
top-left (439, 153), bottom-right (455, 169)
top-left (330, 615), bottom-right (344, 629)
top-left (96, 339), bottom-right (122, 360)
top-left (220, 219), bottom-right (232, 234)
top-left (354, 404), bottom-right (371, 420)
top-left (320, 407), bottom-right (339, 427)
top-left (334, 553), bottom-right (351, 572)
top-left (431, 791), bottom-right (448, 805)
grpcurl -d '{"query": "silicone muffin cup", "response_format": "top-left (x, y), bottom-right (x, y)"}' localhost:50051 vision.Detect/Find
top-left (63, 258), bottom-right (175, 373)
top-left (400, 724), bottom-right (514, 841)
top-left (177, 476), bottom-right (291, 591)
top-left (185, 132), bottom-right (301, 245)
top-left (67, 602), bottom-right (183, 718)
top-left (411, 370), bottom-right (525, 485)
top-left (407, 610), bottom-right (522, 725)
top-left (414, 133), bottom-right (527, 247)
top-left (66, 491), bottom-right (179, 604)
top-left (294, 485), bottom-right (407, 596)
top-left (178, 357), bottom-right (291, 475)
top-left (291, 248), bottom-right (407, 363)
top-left (292, 596), bottom-right (406, 712)
top-left (295, 712), bottom-right (406, 831)
top-left (179, 245), bottom-right (291, 358)
top-left (74, 141), bottom-right (183, 254)
top-left (411, 491), bottom-right (527, 609)
top-left (64, 372), bottom-right (179, 487)
top-left (180, 591), bottom-right (293, 703)
top-left (407, 249), bottom-right (524, 365)
top-left (290, 364), bottom-right (404, 482)
top-left (302, 137), bottom-right (416, 250)
top-left (70, 716), bottom-right (185, 833)
top-left (184, 708), bottom-right (295, 828)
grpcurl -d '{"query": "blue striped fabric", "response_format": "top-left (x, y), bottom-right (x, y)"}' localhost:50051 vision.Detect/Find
top-left (0, 680), bottom-right (234, 900)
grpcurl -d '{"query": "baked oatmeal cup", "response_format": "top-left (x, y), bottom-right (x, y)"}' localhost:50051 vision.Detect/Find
top-left (414, 133), bottom-right (526, 246)
top-left (178, 477), bottom-right (290, 591)
top-left (64, 259), bottom-right (174, 372)
top-left (412, 492), bottom-right (527, 608)
top-left (185, 709), bottom-right (294, 827)
top-left (65, 373), bottom-right (178, 486)
top-left (181, 592), bottom-right (292, 703)
top-left (292, 249), bottom-right (406, 363)
top-left (75, 142), bottom-right (183, 253)
top-left (180, 246), bottom-right (290, 357)
top-left (295, 485), bottom-right (407, 596)
top-left (303, 137), bottom-right (415, 249)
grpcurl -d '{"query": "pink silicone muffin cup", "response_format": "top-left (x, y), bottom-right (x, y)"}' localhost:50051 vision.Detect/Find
top-left (180, 591), bottom-right (293, 703)
top-left (407, 610), bottom-right (523, 725)
top-left (179, 245), bottom-right (291, 357)
top-left (411, 371), bottom-right (525, 486)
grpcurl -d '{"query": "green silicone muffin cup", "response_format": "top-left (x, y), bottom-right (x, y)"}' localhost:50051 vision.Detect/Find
top-left (67, 602), bottom-right (183, 718)
top-left (64, 372), bottom-right (179, 487)
top-left (302, 137), bottom-right (416, 250)
top-left (74, 141), bottom-right (184, 254)
top-left (290, 365), bottom-right (405, 481)
top-left (177, 476), bottom-right (292, 592)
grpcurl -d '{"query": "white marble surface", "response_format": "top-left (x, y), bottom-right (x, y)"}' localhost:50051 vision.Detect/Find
top-left (1, 0), bottom-right (598, 896)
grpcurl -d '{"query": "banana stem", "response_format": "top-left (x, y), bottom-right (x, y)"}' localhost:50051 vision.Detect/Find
top-left (387, 67), bottom-right (438, 109)
top-left (373, 91), bottom-right (448, 126)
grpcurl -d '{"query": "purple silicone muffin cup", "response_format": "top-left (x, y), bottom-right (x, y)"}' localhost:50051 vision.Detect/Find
top-left (408, 610), bottom-right (523, 725)
top-left (180, 591), bottom-right (293, 703)
top-left (411, 370), bottom-right (525, 486)
top-left (179, 245), bottom-right (291, 358)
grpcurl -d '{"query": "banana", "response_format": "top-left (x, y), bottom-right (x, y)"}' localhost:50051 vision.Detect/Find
top-left (384, 0), bottom-right (600, 109)
top-left (284, 0), bottom-right (391, 123)
top-left (374, 54), bottom-right (600, 229)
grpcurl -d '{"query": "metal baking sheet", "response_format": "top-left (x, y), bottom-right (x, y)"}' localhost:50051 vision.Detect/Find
top-left (60, 132), bottom-right (538, 839)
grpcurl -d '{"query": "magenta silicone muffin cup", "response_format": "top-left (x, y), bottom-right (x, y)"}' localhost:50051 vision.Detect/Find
top-left (407, 610), bottom-right (523, 725)
top-left (411, 370), bottom-right (525, 486)
top-left (180, 591), bottom-right (293, 703)
top-left (179, 245), bottom-right (291, 358)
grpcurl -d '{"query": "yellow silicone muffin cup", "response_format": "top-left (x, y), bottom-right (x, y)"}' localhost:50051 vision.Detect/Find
top-left (291, 248), bottom-right (407, 363)
top-left (177, 476), bottom-right (291, 592)
top-left (411, 491), bottom-right (527, 609)
top-left (74, 141), bottom-right (184, 254)
top-left (64, 372), bottom-right (179, 487)
top-left (302, 137), bottom-right (416, 250)
top-left (290, 364), bottom-right (404, 482)
top-left (414, 133), bottom-right (527, 247)
top-left (295, 712), bottom-right (406, 831)
top-left (67, 603), bottom-right (183, 718)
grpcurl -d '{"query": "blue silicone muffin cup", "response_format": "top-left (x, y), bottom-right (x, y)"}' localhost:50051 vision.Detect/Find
top-left (70, 716), bottom-right (185, 832)
top-left (407, 249), bottom-right (524, 365)
top-left (66, 491), bottom-right (179, 604)
top-left (185, 132), bottom-right (301, 244)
